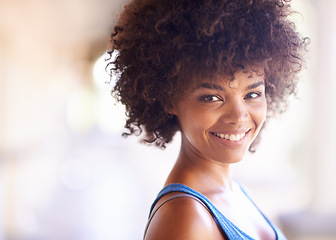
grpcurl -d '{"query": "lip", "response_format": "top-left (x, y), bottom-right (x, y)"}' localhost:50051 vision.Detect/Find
top-left (210, 129), bottom-right (251, 148)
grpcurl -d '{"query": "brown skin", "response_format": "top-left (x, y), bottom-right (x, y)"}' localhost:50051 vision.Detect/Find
top-left (145, 194), bottom-right (224, 239)
top-left (145, 71), bottom-right (275, 239)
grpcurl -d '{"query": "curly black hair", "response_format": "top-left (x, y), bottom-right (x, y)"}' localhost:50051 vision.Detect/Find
top-left (107, 0), bottom-right (308, 150)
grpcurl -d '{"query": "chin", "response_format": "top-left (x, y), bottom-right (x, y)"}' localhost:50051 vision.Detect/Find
top-left (214, 148), bottom-right (249, 165)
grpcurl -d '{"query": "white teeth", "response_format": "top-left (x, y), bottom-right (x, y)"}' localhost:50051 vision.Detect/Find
top-left (213, 132), bottom-right (246, 142)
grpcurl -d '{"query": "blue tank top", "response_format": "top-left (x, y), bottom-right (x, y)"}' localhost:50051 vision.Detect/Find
top-left (145, 183), bottom-right (287, 240)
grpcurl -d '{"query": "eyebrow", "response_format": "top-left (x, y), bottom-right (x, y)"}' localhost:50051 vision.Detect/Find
top-left (194, 81), bottom-right (265, 91)
top-left (246, 81), bottom-right (265, 90)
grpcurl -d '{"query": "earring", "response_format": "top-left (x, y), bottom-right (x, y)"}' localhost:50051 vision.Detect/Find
top-left (167, 112), bottom-right (174, 119)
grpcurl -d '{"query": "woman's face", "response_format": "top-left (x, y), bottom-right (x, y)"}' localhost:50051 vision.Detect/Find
top-left (172, 71), bottom-right (267, 164)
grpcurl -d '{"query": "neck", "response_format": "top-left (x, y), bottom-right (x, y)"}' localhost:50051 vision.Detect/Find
top-left (165, 137), bottom-right (236, 194)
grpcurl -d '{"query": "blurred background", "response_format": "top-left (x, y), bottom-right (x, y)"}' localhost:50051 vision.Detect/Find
top-left (0, 0), bottom-right (335, 239)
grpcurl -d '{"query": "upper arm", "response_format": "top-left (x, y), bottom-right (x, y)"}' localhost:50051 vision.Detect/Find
top-left (144, 197), bottom-right (224, 240)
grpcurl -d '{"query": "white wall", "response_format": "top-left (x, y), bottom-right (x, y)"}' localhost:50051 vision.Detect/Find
top-left (0, 0), bottom-right (335, 239)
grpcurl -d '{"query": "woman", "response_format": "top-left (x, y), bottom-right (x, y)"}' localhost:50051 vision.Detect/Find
top-left (108, 0), bottom-right (308, 239)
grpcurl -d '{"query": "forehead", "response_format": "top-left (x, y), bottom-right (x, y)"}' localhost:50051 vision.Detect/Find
top-left (193, 69), bottom-right (265, 91)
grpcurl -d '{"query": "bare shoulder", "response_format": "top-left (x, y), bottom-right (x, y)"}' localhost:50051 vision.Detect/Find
top-left (144, 194), bottom-right (224, 240)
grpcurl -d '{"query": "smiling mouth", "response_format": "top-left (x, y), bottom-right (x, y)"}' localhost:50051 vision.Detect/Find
top-left (211, 131), bottom-right (249, 142)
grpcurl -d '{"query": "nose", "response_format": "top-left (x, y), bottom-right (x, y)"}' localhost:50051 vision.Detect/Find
top-left (221, 99), bottom-right (249, 125)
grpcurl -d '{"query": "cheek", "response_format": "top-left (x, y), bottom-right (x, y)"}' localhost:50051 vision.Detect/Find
top-left (261, 100), bottom-right (267, 121)
top-left (253, 101), bottom-right (267, 128)
top-left (177, 108), bottom-right (216, 140)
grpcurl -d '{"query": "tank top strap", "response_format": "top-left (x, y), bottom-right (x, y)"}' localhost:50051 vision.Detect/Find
top-left (143, 191), bottom-right (226, 239)
top-left (144, 183), bottom-right (287, 240)
top-left (144, 183), bottom-right (243, 239)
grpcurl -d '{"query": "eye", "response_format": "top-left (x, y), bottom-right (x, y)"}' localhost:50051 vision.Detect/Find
top-left (244, 92), bottom-right (261, 99)
top-left (199, 95), bottom-right (223, 102)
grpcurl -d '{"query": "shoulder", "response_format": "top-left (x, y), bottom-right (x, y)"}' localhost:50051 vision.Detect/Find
top-left (144, 193), bottom-right (225, 240)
